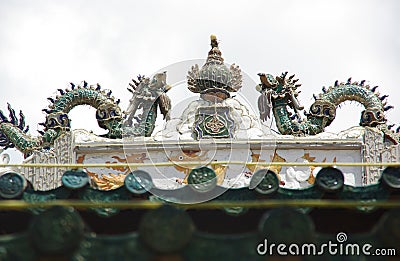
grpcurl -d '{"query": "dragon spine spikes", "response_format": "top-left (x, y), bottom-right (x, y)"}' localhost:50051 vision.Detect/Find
top-left (131, 78), bottom-right (139, 87)
top-left (371, 86), bottom-right (379, 92)
top-left (380, 95), bottom-right (389, 101)
top-left (384, 105), bottom-right (394, 111)
top-left (42, 109), bottom-right (53, 114)
top-left (18, 110), bottom-right (25, 129)
top-left (0, 111), bottom-right (7, 122)
top-left (6, 104), bottom-right (17, 125)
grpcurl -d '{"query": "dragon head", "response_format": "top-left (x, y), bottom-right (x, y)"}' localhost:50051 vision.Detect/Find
top-left (257, 72), bottom-right (304, 121)
top-left (96, 103), bottom-right (123, 138)
top-left (360, 108), bottom-right (386, 127)
top-left (44, 111), bottom-right (71, 132)
top-left (128, 72), bottom-right (170, 101)
top-left (149, 71), bottom-right (169, 92)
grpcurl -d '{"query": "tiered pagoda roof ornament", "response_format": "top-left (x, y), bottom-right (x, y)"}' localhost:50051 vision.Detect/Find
top-left (187, 35), bottom-right (242, 102)
top-left (186, 35), bottom-right (243, 139)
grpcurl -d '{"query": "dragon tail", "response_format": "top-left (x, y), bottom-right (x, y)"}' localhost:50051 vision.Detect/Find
top-left (0, 104), bottom-right (41, 156)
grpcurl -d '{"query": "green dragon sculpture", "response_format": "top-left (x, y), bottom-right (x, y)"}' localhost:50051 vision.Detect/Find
top-left (0, 73), bottom-right (171, 157)
top-left (256, 72), bottom-right (398, 142)
top-left (124, 72), bottom-right (171, 137)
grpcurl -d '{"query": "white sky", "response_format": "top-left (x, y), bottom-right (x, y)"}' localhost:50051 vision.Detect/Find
top-left (0, 0), bottom-right (399, 162)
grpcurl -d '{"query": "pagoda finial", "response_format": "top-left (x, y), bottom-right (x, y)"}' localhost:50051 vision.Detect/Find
top-left (210, 34), bottom-right (218, 48)
top-left (207, 35), bottom-right (223, 64)
top-left (187, 35), bottom-right (242, 99)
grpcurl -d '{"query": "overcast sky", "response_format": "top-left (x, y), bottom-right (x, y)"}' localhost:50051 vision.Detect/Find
top-left (0, 0), bottom-right (399, 162)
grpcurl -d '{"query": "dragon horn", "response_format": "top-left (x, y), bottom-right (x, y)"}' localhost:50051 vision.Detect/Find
top-left (360, 80), bottom-right (366, 86)
top-left (70, 82), bottom-right (75, 89)
top-left (347, 77), bottom-right (352, 84)
top-left (289, 74), bottom-right (295, 80)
